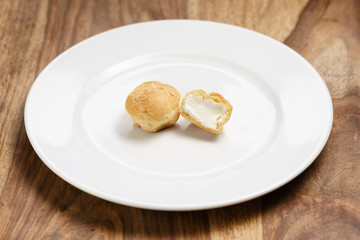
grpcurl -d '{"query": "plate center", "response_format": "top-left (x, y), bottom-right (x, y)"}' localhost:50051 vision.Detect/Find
top-left (79, 53), bottom-right (280, 176)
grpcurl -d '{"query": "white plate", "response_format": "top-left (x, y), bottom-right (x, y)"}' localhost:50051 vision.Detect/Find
top-left (25, 20), bottom-right (333, 211)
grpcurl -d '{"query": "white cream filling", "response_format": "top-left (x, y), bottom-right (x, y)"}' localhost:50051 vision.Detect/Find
top-left (183, 95), bottom-right (226, 130)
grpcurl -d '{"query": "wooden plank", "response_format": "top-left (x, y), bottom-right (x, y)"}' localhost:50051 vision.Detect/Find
top-left (0, 0), bottom-right (359, 239)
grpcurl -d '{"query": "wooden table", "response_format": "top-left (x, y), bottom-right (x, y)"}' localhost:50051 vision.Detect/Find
top-left (1, 0), bottom-right (359, 239)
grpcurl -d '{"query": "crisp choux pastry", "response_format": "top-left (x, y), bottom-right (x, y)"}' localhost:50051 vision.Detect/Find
top-left (180, 90), bottom-right (233, 134)
top-left (125, 81), bottom-right (181, 132)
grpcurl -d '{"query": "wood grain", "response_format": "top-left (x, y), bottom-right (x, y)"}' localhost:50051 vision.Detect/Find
top-left (0, 0), bottom-right (359, 239)
top-left (262, 1), bottom-right (360, 239)
top-left (208, 200), bottom-right (262, 239)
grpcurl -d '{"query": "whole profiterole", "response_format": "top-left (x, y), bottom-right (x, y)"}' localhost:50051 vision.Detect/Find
top-left (125, 81), bottom-right (181, 132)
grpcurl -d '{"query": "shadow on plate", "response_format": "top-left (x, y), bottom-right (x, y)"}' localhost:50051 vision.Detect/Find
top-left (126, 122), bottom-right (219, 142)
top-left (118, 112), bottom-right (219, 142)
top-left (179, 123), bottom-right (219, 141)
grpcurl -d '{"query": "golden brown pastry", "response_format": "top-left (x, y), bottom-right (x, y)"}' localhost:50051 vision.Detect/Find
top-left (180, 90), bottom-right (233, 134)
top-left (125, 81), bottom-right (181, 132)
